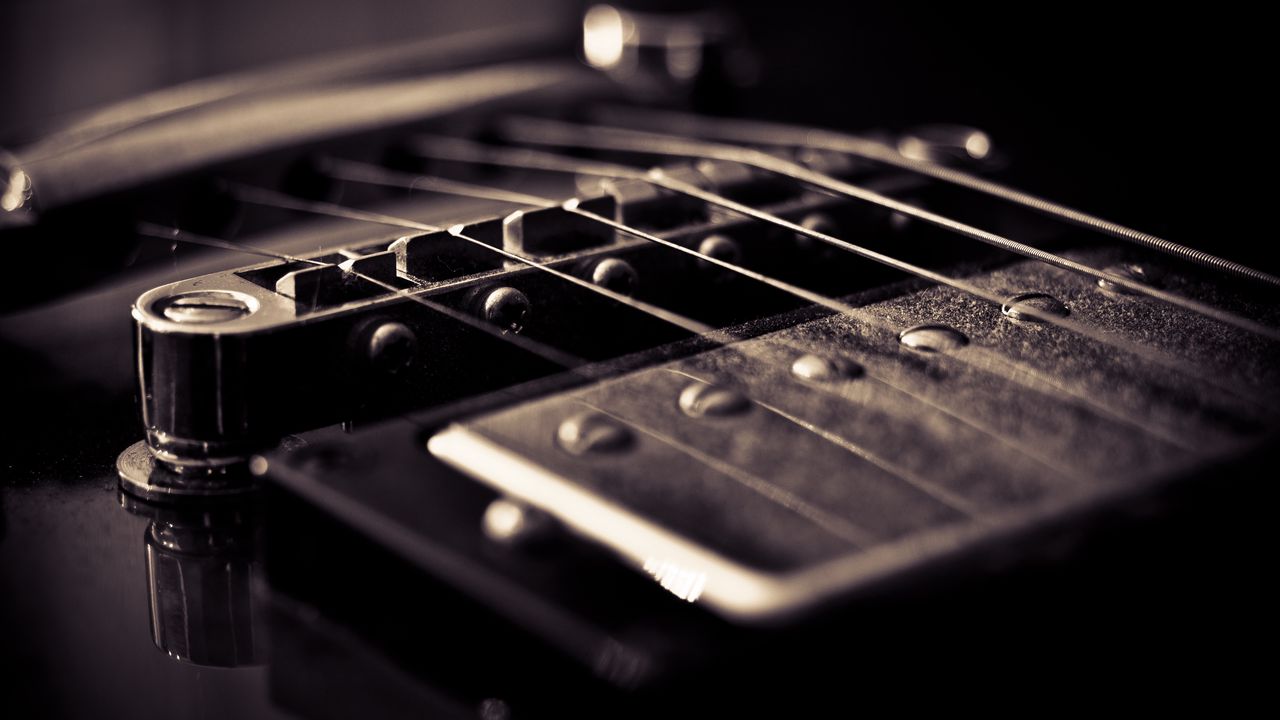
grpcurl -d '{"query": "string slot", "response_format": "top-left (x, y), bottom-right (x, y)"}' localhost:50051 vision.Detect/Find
top-left (391, 231), bottom-right (506, 282)
top-left (276, 251), bottom-right (414, 313)
top-left (502, 197), bottom-right (619, 257)
top-left (235, 252), bottom-right (351, 292)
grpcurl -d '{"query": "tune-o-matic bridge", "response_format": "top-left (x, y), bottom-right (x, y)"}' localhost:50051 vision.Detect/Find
top-left (120, 154), bottom-right (935, 498)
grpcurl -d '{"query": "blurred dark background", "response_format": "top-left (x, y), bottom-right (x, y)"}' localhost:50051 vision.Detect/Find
top-left (2, 0), bottom-right (1267, 273)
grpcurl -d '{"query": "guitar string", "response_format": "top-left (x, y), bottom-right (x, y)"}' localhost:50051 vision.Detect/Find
top-left (16, 23), bottom-right (564, 165)
top-left (318, 161), bottom-right (1222, 452)
top-left (402, 136), bottom-right (1274, 411)
top-left (137, 217), bottom-right (841, 504)
top-left (662, 366), bottom-right (979, 517)
top-left (322, 157), bottom-right (1193, 461)
top-left (313, 161), bottom-right (1200, 458)
top-left (177, 178), bottom-right (1248, 542)
top-left (137, 219), bottom-right (933, 538)
top-left (227, 183), bottom-right (1000, 516)
top-left (136, 222), bottom-right (590, 373)
top-left (497, 116), bottom-right (1280, 342)
top-left (226, 171), bottom-right (1280, 531)
top-left (589, 105), bottom-right (1280, 290)
top-left (383, 168), bottom-right (1114, 486)
top-left (228, 184), bottom-right (726, 338)
top-left (577, 399), bottom-right (880, 548)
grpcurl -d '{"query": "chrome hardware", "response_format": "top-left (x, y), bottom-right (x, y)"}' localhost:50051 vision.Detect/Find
top-left (898, 324), bottom-right (969, 353)
top-left (1001, 292), bottom-right (1070, 322)
top-left (157, 290), bottom-right (258, 324)
top-left (1097, 263), bottom-right (1163, 294)
top-left (0, 149), bottom-right (36, 227)
top-left (361, 320), bottom-right (418, 372)
top-left (790, 353), bottom-right (864, 383)
top-left (587, 257), bottom-right (639, 295)
top-left (677, 381), bottom-right (750, 418)
top-left (897, 124), bottom-right (993, 166)
top-left (557, 411), bottom-right (634, 455)
top-left (482, 498), bottom-right (555, 546)
top-left (478, 286), bottom-right (532, 333)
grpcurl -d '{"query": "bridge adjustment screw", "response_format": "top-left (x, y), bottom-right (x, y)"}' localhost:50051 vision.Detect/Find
top-left (791, 353), bottom-right (864, 383)
top-left (480, 286), bottom-right (531, 333)
top-left (557, 411), bottom-right (633, 455)
top-left (589, 257), bottom-right (639, 295)
top-left (678, 381), bottom-right (751, 418)
top-left (482, 498), bottom-right (554, 547)
top-left (1097, 263), bottom-right (1163, 295)
top-left (795, 212), bottom-right (837, 248)
top-left (1001, 292), bottom-right (1069, 322)
top-left (898, 324), bottom-right (969, 353)
top-left (365, 321), bottom-right (417, 372)
top-left (696, 234), bottom-right (742, 269)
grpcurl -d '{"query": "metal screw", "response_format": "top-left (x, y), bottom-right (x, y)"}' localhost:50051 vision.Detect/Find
top-left (159, 291), bottom-right (255, 324)
top-left (1, 152), bottom-right (35, 218)
top-left (478, 698), bottom-right (513, 720)
top-left (890, 200), bottom-right (924, 233)
top-left (1097, 263), bottom-right (1161, 295)
top-left (791, 353), bottom-right (864, 383)
top-left (589, 257), bottom-right (638, 295)
top-left (678, 381), bottom-right (750, 418)
top-left (898, 324), bottom-right (969, 353)
top-left (696, 234), bottom-right (742, 267)
top-left (794, 212), bottom-right (837, 249)
top-left (796, 147), bottom-right (856, 176)
top-left (481, 498), bottom-right (553, 546)
top-left (1001, 292), bottom-right (1069, 322)
top-left (898, 124), bottom-right (993, 165)
top-left (365, 321), bottom-right (417, 372)
top-left (557, 411), bottom-right (633, 455)
top-left (480, 286), bottom-right (531, 333)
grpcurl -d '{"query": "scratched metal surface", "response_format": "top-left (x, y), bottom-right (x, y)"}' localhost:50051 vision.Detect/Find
top-left (439, 246), bottom-right (1280, 580)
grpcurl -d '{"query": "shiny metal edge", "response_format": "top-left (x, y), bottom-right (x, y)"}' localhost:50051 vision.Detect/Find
top-left (428, 421), bottom-right (1241, 624)
top-left (427, 425), bottom-right (792, 621)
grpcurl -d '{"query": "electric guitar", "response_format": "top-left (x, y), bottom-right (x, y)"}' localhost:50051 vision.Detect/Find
top-left (2, 4), bottom-right (1275, 717)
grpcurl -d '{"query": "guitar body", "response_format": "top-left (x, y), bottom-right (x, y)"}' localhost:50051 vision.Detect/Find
top-left (2, 3), bottom-right (1274, 717)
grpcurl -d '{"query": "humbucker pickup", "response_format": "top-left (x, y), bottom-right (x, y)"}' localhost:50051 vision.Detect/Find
top-left (430, 248), bottom-right (1279, 620)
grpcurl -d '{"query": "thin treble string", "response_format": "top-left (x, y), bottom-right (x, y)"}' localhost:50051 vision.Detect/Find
top-left (321, 159), bottom-right (1182, 466)
top-left (401, 137), bottom-right (1275, 411)
top-left (590, 105), bottom-right (1280, 290)
top-left (137, 222), bottom-right (324, 263)
top-left (498, 116), bottom-right (1280, 343)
